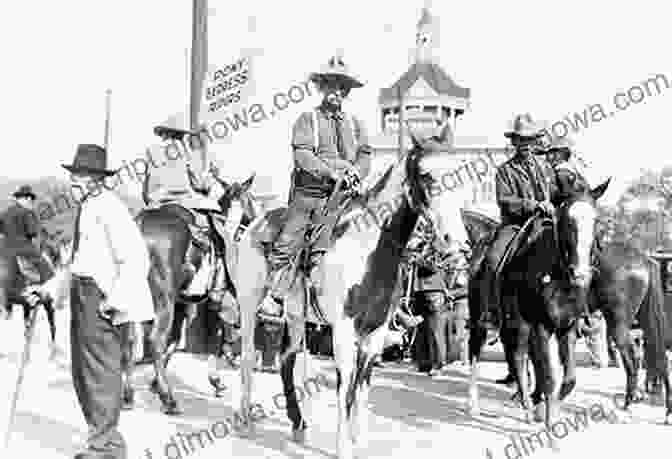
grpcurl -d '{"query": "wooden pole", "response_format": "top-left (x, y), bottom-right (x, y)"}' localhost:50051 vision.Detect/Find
top-left (103, 89), bottom-right (111, 150)
top-left (397, 86), bottom-right (404, 158)
top-left (190, 0), bottom-right (208, 174)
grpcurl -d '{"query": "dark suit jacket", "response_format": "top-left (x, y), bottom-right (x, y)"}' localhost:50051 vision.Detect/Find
top-left (0, 203), bottom-right (40, 253)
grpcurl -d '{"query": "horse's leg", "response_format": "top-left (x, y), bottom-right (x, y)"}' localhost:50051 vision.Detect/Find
top-left (119, 322), bottom-right (136, 410)
top-left (147, 274), bottom-right (182, 415)
top-left (334, 316), bottom-right (357, 459)
top-left (557, 323), bottom-right (578, 401)
top-left (279, 349), bottom-right (307, 441)
top-left (203, 307), bottom-right (228, 397)
top-left (512, 319), bottom-right (534, 422)
top-left (606, 313), bottom-right (640, 409)
top-left (467, 279), bottom-right (489, 416)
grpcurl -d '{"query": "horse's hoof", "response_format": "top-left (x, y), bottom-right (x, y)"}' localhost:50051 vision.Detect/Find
top-left (558, 380), bottom-right (576, 401)
top-left (161, 402), bottom-right (182, 416)
top-left (292, 421), bottom-right (307, 444)
top-left (122, 399), bottom-right (135, 410)
top-left (208, 376), bottom-right (227, 398)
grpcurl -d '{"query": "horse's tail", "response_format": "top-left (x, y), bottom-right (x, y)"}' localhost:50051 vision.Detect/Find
top-left (641, 257), bottom-right (668, 379)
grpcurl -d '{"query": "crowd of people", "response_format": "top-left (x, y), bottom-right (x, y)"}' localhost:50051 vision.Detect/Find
top-left (0, 52), bottom-right (636, 459)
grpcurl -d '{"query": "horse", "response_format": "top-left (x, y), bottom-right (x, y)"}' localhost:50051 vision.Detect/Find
top-left (231, 125), bottom-right (449, 459)
top-left (121, 174), bottom-right (258, 414)
top-left (544, 241), bottom-right (672, 423)
top-left (462, 201), bottom-right (672, 424)
top-left (466, 179), bottom-right (609, 431)
top-left (0, 229), bottom-right (68, 358)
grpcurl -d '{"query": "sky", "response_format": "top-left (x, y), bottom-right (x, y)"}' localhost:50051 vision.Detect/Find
top-left (2, 0), bottom-right (670, 207)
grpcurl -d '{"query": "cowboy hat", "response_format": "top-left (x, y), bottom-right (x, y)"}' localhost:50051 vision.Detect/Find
top-left (62, 144), bottom-right (117, 177)
top-left (12, 185), bottom-right (37, 200)
top-left (309, 54), bottom-right (364, 89)
top-left (153, 112), bottom-right (202, 141)
top-left (504, 113), bottom-right (545, 139)
top-left (545, 134), bottom-right (575, 151)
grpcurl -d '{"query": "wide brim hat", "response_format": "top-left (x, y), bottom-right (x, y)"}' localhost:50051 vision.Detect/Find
top-left (309, 54), bottom-right (364, 89)
top-left (62, 144), bottom-right (117, 177)
top-left (153, 112), bottom-right (202, 141)
top-left (546, 134), bottom-right (575, 151)
top-left (504, 113), bottom-right (545, 139)
top-left (12, 185), bottom-right (37, 200)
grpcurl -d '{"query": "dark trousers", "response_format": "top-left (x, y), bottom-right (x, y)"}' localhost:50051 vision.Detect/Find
top-left (267, 190), bottom-right (329, 297)
top-left (70, 275), bottom-right (126, 457)
top-left (255, 322), bottom-right (283, 366)
top-left (413, 290), bottom-right (448, 372)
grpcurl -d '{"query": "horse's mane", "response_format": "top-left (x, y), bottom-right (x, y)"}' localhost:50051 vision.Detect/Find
top-left (332, 151), bottom-right (424, 239)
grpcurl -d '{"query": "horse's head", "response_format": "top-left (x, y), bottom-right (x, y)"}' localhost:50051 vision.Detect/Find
top-left (555, 177), bottom-right (610, 288)
top-left (402, 122), bottom-right (457, 251)
top-left (209, 169), bottom-right (259, 235)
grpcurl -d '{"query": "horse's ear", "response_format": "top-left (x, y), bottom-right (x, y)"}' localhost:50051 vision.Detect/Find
top-left (241, 173), bottom-right (255, 192)
top-left (590, 177), bottom-right (611, 201)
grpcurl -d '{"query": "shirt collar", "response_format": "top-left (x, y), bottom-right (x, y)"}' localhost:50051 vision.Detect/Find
top-left (317, 103), bottom-right (344, 121)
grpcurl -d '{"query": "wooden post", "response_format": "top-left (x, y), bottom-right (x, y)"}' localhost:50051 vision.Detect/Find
top-left (190, 0), bottom-right (208, 174)
top-left (397, 86), bottom-right (404, 158)
top-left (103, 89), bottom-right (111, 151)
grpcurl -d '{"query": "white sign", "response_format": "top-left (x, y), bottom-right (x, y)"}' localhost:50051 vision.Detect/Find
top-left (201, 56), bottom-right (253, 118)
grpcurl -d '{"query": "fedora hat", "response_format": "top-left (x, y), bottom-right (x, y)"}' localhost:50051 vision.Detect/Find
top-left (12, 185), bottom-right (36, 200)
top-left (309, 54), bottom-right (364, 89)
top-left (62, 144), bottom-right (117, 177)
top-left (153, 112), bottom-right (201, 141)
top-left (504, 113), bottom-right (545, 139)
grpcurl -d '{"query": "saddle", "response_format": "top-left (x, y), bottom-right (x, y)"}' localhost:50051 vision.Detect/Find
top-left (146, 203), bottom-right (235, 319)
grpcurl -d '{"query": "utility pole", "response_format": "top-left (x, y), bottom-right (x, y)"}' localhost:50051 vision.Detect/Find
top-left (190, 0), bottom-right (208, 174)
top-left (103, 89), bottom-right (112, 151)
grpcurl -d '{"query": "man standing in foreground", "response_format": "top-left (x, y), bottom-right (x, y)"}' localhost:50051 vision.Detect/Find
top-left (33, 144), bottom-right (155, 459)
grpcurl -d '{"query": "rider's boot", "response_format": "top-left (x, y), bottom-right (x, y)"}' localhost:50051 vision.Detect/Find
top-left (258, 268), bottom-right (289, 325)
top-left (396, 309), bottom-right (424, 328)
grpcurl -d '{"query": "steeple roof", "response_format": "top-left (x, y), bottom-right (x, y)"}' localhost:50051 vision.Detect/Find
top-left (378, 62), bottom-right (471, 104)
top-left (417, 7), bottom-right (433, 28)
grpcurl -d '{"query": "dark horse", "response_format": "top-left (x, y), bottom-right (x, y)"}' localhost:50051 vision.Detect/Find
top-left (120, 174), bottom-right (257, 414)
top-left (545, 241), bottom-right (672, 423)
top-left (462, 205), bottom-right (672, 424)
top-left (0, 229), bottom-right (67, 356)
top-left (467, 180), bottom-right (609, 431)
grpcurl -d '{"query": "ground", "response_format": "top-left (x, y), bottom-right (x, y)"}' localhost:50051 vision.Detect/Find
top-left (0, 308), bottom-right (669, 459)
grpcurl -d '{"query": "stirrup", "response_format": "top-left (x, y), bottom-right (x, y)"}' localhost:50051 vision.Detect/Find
top-left (257, 295), bottom-right (286, 325)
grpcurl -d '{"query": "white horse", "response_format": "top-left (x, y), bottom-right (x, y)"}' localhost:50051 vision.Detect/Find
top-left (229, 125), bottom-right (451, 459)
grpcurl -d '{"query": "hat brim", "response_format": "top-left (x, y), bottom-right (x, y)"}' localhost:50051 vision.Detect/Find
top-left (13, 192), bottom-right (36, 200)
top-left (61, 165), bottom-right (118, 177)
top-left (309, 73), bottom-right (364, 88)
top-left (504, 131), bottom-right (544, 139)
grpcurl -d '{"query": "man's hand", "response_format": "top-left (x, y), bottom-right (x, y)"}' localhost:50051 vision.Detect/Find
top-left (535, 200), bottom-right (555, 216)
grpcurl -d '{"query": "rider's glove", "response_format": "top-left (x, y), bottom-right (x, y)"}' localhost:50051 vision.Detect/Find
top-left (342, 168), bottom-right (361, 195)
top-left (535, 200), bottom-right (555, 216)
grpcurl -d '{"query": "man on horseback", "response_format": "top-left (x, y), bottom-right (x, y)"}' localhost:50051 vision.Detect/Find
top-left (1, 185), bottom-right (55, 288)
top-left (258, 54), bottom-right (373, 322)
top-left (470, 113), bottom-right (558, 331)
top-left (143, 120), bottom-right (231, 301)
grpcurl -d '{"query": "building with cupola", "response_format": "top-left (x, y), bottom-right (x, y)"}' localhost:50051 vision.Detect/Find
top-left (369, 6), bottom-right (512, 224)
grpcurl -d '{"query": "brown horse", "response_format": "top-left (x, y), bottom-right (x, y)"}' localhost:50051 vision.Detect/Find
top-left (467, 180), bottom-right (609, 433)
top-left (120, 174), bottom-right (258, 414)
